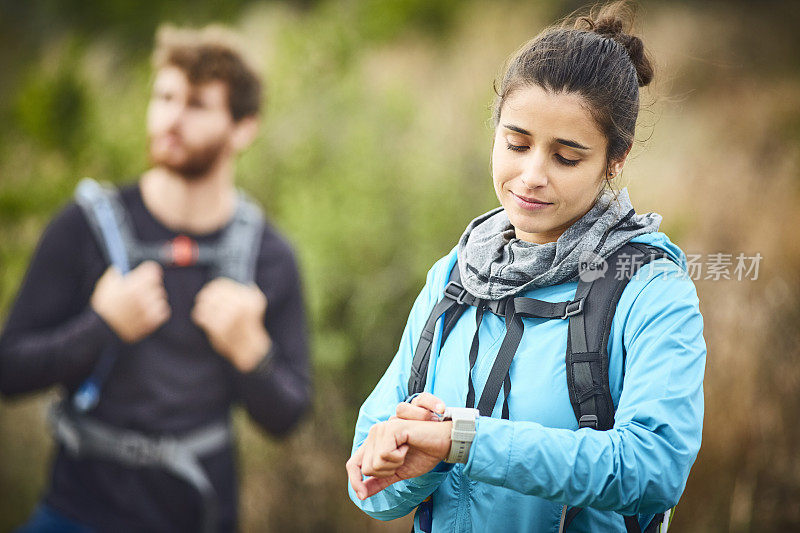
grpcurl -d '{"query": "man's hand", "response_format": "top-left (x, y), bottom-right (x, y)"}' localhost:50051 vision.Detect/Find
top-left (91, 261), bottom-right (171, 343)
top-left (191, 277), bottom-right (271, 373)
top-left (346, 413), bottom-right (452, 500)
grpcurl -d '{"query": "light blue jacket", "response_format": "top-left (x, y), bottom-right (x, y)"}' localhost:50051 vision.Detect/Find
top-left (349, 232), bottom-right (706, 532)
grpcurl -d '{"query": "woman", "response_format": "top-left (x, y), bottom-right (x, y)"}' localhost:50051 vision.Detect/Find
top-left (346, 3), bottom-right (705, 532)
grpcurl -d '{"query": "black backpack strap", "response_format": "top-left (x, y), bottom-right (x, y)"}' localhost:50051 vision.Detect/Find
top-left (560, 241), bottom-right (676, 532)
top-left (464, 302), bottom-right (485, 410)
top-left (643, 512), bottom-right (666, 533)
top-left (565, 241), bottom-right (674, 431)
top-left (475, 293), bottom-right (582, 418)
top-left (439, 267), bottom-right (471, 347)
top-left (625, 513), bottom-right (667, 533)
top-left (558, 506), bottom-right (583, 533)
top-left (408, 257), bottom-right (583, 410)
top-left (475, 300), bottom-right (520, 417)
top-left (407, 261), bottom-right (472, 396)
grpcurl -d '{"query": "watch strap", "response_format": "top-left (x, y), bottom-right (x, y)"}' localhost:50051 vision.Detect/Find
top-left (443, 407), bottom-right (479, 463)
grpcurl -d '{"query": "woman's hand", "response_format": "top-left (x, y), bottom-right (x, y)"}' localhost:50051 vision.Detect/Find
top-left (346, 416), bottom-right (452, 500)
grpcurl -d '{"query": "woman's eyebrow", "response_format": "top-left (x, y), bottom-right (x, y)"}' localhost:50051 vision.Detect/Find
top-left (503, 123), bottom-right (531, 136)
top-left (555, 138), bottom-right (590, 151)
top-left (502, 123), bottom-right (591, 151)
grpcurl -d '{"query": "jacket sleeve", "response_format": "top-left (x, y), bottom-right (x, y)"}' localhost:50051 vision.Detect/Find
top-left (234, 241), bottom-right (311, 436)
top-left (463, 261), bottom-right (706, 516)
top-left (0, 204), bottom-right (116, 398)
top-left (348, 251), bottom-right (457, 521)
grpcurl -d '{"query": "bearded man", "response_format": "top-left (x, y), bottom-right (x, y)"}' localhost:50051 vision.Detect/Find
top-left (0, 25), bottom-right (310, 533)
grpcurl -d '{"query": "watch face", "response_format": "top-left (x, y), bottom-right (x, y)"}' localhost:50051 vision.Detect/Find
top-left (444, 407), bottom-right (479, 421)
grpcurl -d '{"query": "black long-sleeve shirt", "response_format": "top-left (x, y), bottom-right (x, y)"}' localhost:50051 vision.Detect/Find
top-left (0, 183), bottom-right (311, 532)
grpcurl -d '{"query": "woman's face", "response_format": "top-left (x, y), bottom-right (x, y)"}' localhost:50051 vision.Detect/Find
top-left (492, 84), bottom-right (626, 244)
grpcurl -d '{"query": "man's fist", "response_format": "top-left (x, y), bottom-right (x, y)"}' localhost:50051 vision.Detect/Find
top-left (191, 277), bottom-right (271, 372)
top-left (90, 261), bottom-right (171, 343)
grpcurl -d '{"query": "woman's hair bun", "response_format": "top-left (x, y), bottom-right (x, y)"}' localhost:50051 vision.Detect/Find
top-left (573, 1), bottom-right (653, 87)
top-left (593, 16), bottom-right (625, 39)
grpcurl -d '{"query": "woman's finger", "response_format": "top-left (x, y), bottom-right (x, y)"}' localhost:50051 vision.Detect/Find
top-left (396, 402), bottom-right (441, 421)
top-left (410, 392), bottom-right (446, 415)
top-left (362, 425), bottom-right (379, 477)
top-left (346, 445), bottom-right (368, 500)
top-left (366, 420), bottom-right (404, 476)
top-left (362, 474), bottom-right (400, 499)
top-left (370, 424), bottom-right (410, 476)
top-left (370, 448), bottom-right (406, 477)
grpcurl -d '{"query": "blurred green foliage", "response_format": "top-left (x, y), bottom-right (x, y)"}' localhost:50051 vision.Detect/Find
top-left (0, 1), bottom-right (502, 529)
top-left (1, 0), bottom-right (799, 531)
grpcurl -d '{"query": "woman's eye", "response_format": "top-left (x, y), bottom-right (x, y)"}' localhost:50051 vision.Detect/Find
top-left (505, 141), bottom-right (528, 152)
top-left (555, 154), bottom-right (580, 166)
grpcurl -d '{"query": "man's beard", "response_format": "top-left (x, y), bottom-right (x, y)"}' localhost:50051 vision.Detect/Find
top-left (148, 135), bottom-right (226, 181)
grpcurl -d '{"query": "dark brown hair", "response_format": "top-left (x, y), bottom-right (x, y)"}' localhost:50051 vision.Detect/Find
top-left (492, 1), bottom-right (653, 171)
top-left (153, 25), bottom-right (262, 122)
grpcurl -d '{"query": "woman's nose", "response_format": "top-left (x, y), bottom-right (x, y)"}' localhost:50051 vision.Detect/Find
top-left (519, 151), bottom-right (548, 189)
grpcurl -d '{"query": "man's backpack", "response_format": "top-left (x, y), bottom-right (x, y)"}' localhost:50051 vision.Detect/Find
top-left (47, 178), bottom-right (266, 533)
top-left (407, 242), bottom-right (678, 533)
top-left (71, 177), bottom-right (265, 412)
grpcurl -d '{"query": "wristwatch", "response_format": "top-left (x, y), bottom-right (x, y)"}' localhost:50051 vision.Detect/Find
top-left (442, 407), bottom-right (479, 463)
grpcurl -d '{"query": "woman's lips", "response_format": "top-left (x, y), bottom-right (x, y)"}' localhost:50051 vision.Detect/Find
top-left (512, 192), bottom-right (552, 211)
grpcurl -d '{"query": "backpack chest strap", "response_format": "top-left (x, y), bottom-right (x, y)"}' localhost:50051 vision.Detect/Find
top-left (407, 267), bottom-right (579, 400)
top-left (128, 236), bottom-right (243, 268)
top-left (473, 295), bottom-right (579, 417)
top-left (128, 195), bottom-right (263, 284)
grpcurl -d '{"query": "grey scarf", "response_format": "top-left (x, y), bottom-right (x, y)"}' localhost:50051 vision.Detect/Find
top-left (456, 187), bottom-right (662, 300)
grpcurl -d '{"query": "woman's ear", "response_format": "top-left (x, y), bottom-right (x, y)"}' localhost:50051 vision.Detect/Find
top-left (608, 144), bottom-right (632, 178)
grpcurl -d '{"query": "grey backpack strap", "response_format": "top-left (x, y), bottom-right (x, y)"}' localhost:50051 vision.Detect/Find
top-left (209, 191), bottom-right (265, 284)
top-left (72, 178), bottom-right (138, 412)
top-left (74, 178), bottom-right (135, 273)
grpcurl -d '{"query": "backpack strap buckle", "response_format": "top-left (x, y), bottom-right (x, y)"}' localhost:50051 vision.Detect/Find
top-left (578, 414), bottom-right (598, 429)
top-left (117, 433), bottom-right (162, 466)
top-left (487, 298), bottom-right (507, 317)
top-left (562, 298), bottom-right (585, 319)
top-left (166, 235), bottom-right (199, 267)
top-left (443, 281), bottom-right (469, 305)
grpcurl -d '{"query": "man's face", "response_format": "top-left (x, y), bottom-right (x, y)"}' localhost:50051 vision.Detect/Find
top-left (147, 66), bottom-right (235, 178)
